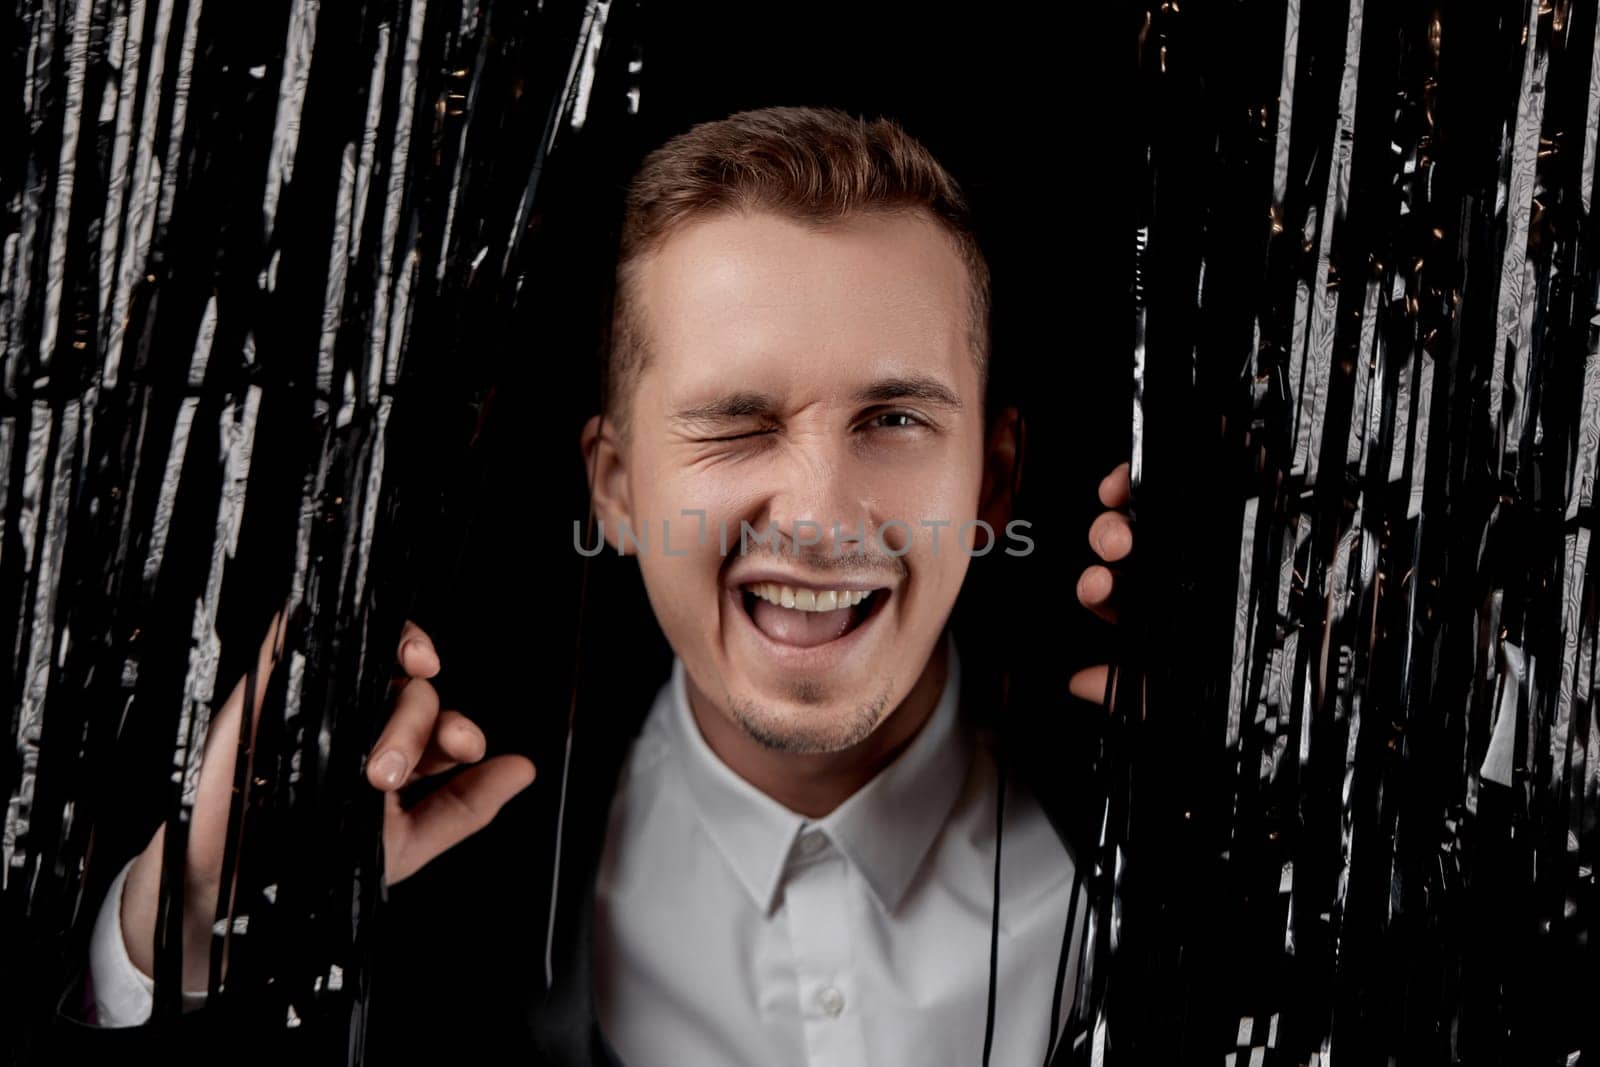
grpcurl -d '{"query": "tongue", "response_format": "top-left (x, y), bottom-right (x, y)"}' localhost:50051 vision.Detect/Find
top-left (751, 600), bottom-right (858, 647)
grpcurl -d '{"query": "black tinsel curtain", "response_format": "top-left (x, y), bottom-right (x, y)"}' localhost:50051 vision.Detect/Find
top-left (1, 0), bottom-right (643, 1059)
top-left (1099, 0), bottom-right (1600, 1064)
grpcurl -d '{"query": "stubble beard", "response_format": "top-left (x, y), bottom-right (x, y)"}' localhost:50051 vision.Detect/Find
top-left (728, 680), bottom-right (894, 754)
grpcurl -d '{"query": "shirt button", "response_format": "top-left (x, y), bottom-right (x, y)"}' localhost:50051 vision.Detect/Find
top-left (798, 829), bottom-right (827, 856)
top-left (817, 985), bottom-right (845, 1017)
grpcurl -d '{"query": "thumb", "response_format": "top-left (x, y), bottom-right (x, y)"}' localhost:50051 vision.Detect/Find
top-left (383, 754), bottom-right (536, 884)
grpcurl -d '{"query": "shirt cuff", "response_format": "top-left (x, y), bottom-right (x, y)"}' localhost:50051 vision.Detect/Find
top-left (88, 856), bottom-right (211, 1027)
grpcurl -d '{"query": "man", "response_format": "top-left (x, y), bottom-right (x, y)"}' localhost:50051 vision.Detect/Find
top-left (83, 107), bottom-right (1135, 1064)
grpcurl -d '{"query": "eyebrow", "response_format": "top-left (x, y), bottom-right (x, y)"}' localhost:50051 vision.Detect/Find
top-left (671, 391), bottom-right (778, 426)
top-left (669, 374), bottom-right (964, 427)
top-left (850, 375), bottom-right (963, 410)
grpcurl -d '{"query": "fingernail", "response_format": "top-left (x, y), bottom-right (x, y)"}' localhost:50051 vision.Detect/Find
top-left (371, 750), bottom-right (408, 789)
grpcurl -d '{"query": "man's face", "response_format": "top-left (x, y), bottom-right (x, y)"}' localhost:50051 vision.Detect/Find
top-left (592, 210), bottom-right (990, 753)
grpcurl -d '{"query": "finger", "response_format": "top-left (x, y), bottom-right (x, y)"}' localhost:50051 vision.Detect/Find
top-left (412, 709), bottom-right (488, 777)
top-left (1068, 664), bottom-right (1118, 706)
top-left (1098, 462), bottom-right (1131, 509)
top-left (384, 755), bottom-right (537, 884)
top-left (367, 677), bottom-right (441, 791)
top-left (1088, 510), bottom-right (1133, 563)
top-left (396, 619), bottom-right (441, 679)
top-left (1076, 564), bottom-right (1119, 624)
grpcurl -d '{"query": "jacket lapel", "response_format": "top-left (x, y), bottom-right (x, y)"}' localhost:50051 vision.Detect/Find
top-left (529, 673), bottom-right (648, 1066)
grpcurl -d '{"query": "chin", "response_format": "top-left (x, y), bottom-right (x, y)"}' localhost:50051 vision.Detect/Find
top-left (726, 683), bottom-right (892, 755)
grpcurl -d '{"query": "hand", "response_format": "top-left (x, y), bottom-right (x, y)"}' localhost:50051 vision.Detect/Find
top-left (120, 613), bottom-right (536, 992)
top-left (366, 620), bottom-right (537, 884)
top-left (1068, 462), bottom-right (1131, 705)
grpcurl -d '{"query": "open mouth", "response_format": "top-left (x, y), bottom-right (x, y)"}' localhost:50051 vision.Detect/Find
top-left (737, 581), bottom-right (888, 649)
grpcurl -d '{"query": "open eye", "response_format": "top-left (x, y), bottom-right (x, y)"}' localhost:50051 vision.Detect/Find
top-left (862, 410), bottom-right (928, 431)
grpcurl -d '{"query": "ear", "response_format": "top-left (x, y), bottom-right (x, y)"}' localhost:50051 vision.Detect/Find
top-left (580, 413), bottom-right (634, 552)
top-left (977, 404), bottom-right (1023, 534)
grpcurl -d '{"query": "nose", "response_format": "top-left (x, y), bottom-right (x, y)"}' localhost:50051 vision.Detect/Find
top-left (761, 439), bottom-right (874, 557)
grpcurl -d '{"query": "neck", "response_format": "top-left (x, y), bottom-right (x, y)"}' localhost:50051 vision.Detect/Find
top-left (684, 637), bottom-right (951, 819)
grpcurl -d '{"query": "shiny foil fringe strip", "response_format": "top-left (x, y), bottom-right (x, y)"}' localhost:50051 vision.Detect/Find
top-left (1, 0), bottom-right (636, 1059)
top-left (1077, 1), bottom-right (1600, 1063)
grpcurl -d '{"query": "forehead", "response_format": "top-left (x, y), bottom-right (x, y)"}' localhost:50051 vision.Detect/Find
top-left (631, 210), bottom-right (975, 406)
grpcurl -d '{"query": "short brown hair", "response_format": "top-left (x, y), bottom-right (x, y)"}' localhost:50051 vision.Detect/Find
top-left (604, 106), bottom-right (992, 434)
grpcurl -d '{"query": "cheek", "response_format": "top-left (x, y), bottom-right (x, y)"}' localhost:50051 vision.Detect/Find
top-left (657, 466), bottom-right (778, 560)
top-left (871, 454), bottom-right (984, 546)
top-left (871, 470), bottom-right (980, 616)
top-left (635, 541), bottom-right (726, 665)
top-left (904, 529), bottom-right (974, 603)
top-left (625, 466), bottom-right (734, 640)
top-left (640, 454), bottom-right (753, 523)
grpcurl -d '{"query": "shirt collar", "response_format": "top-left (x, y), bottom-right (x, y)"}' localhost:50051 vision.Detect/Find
top-left (664, 632), bottom-right (974, 916)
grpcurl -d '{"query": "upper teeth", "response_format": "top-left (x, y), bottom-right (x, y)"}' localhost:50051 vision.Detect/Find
top-left (747, 583), bottom-right (873, 612)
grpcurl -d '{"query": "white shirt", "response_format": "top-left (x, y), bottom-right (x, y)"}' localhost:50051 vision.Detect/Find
top-left (89, 639), bottom-right (1085, 1065)
top-left (87, 858), bottom-right (210, 1024)
top-left (594, 640), bottom-right (1085, 1066)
